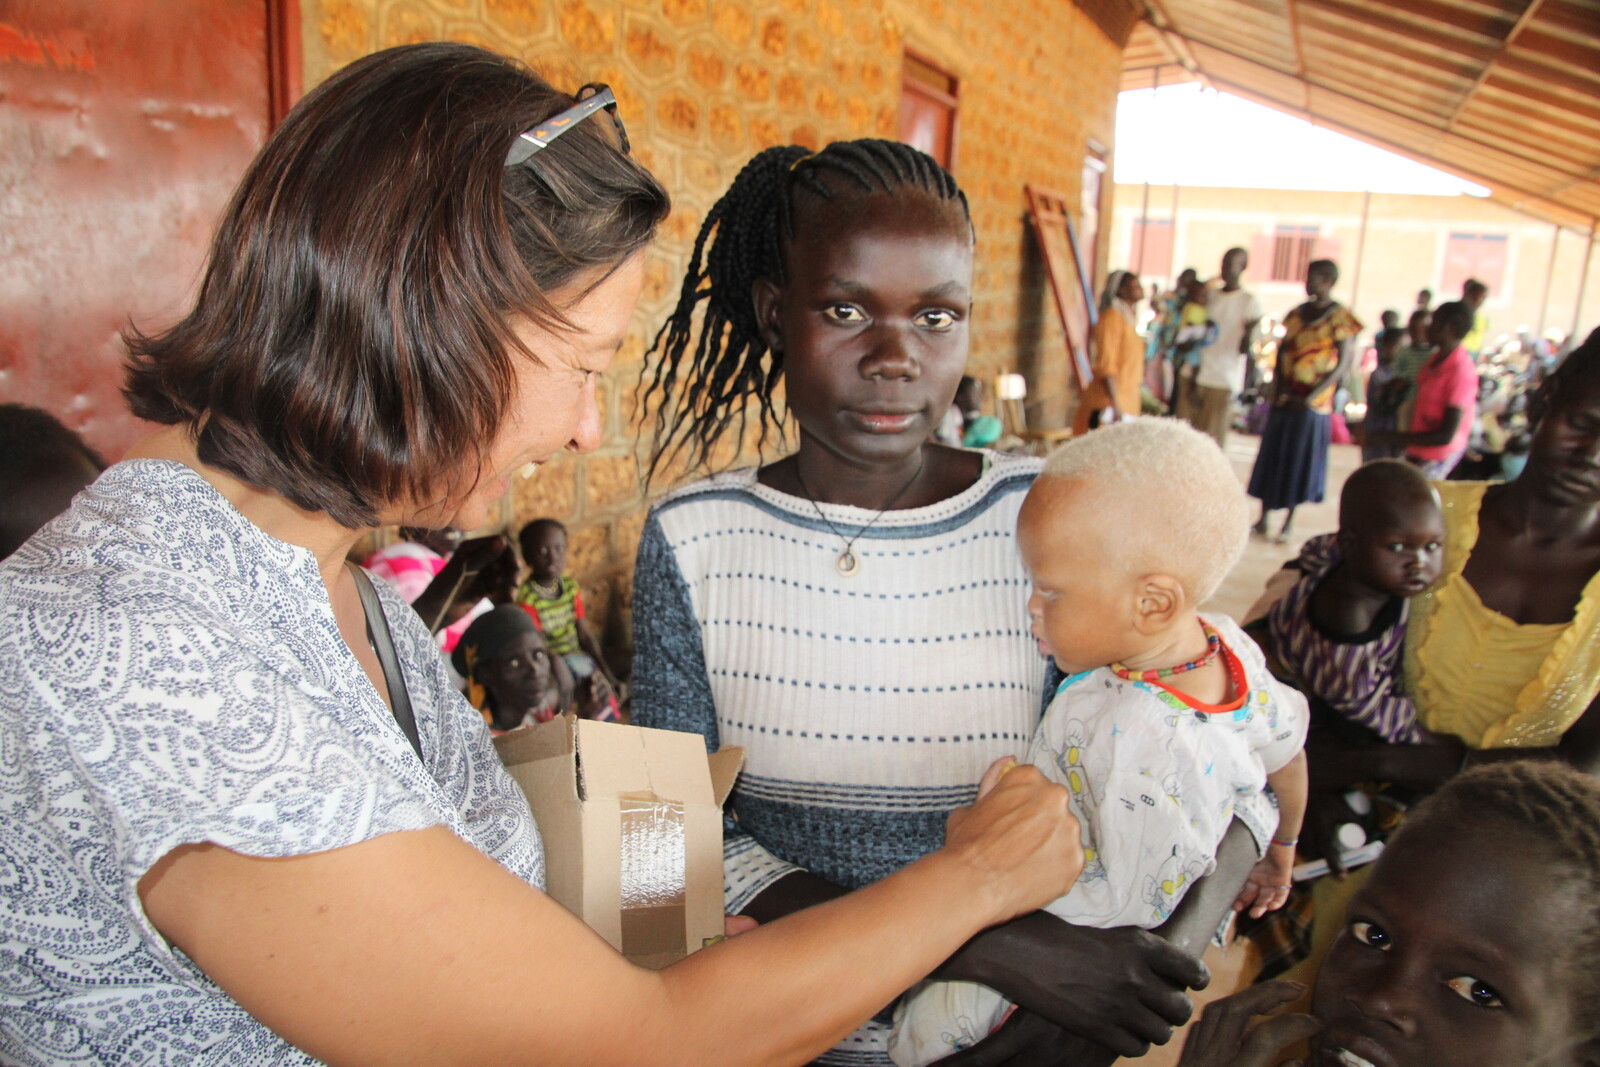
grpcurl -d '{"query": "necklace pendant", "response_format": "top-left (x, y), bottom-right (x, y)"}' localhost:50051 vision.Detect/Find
top-left (836, 549), bottom-right (860, 577)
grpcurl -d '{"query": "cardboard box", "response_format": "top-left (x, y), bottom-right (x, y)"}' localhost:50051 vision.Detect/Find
top-left (494, 715), bottom-right (743, 969)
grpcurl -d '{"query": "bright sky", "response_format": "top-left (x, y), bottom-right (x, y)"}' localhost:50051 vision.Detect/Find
top-left (1115, 84), bottom-right (1491, 197)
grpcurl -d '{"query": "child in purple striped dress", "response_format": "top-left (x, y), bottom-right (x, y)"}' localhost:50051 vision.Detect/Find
top-left (1266, 460), bottom-right (1445, 745)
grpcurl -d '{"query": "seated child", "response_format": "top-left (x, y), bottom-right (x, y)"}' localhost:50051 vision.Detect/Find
top-left (453, 604), bottom-right (574, 733)
top-left (515, 518), bottom-right (621, 721)
top-left (1263, 460), bottom-right (1444, 745)
top-left (888, 418), bottom-right (1308, 1066)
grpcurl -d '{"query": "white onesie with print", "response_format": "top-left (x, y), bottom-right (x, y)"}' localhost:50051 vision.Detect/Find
top-left (889, 614), bottom-right (1307, 1066)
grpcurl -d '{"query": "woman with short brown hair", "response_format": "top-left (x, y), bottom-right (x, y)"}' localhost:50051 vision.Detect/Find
top-left (0, 43), bottom-right (1080, 1066)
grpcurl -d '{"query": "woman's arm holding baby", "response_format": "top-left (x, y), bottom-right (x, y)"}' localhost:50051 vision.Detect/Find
top-left (933, 909), bottom-right (1208, 1059)
top-left (740, 868), bottom-right (1205, 1063)
top-left (738, 819), bottom-right (1215, 1065)
top-left (940, 818), bottom-right (1261, 1067)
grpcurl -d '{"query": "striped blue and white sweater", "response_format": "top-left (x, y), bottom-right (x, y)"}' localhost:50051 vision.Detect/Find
top-left (631, 452), bottom-right (1051, 1066)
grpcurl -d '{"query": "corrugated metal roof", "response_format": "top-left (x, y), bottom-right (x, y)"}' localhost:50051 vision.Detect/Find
top-left (1122, 0), bottom-right (1600, 230)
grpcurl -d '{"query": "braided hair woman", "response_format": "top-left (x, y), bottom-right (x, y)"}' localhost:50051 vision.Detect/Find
top-left (632, 140), bottom-right (1232, 1066)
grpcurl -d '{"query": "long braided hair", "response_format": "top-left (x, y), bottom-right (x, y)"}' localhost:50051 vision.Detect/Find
top-left (639, 139), bottom-right (970, 482)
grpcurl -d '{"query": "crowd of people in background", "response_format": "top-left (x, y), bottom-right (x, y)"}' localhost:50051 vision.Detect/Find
top-left (1126, 249), bottom-right (1577, 498)
top-left (1081, 242), bottom-right (1600, 1001)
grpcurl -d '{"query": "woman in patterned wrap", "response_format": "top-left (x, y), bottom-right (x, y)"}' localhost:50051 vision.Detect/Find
top-left (1248, 259), bottom-right (1362, 545)
top-left (0, 43), bottom-right (1084, 1067)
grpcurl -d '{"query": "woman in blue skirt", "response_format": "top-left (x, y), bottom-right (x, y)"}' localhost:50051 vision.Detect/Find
top-left (1249, 259), bottom-right (1362, 542)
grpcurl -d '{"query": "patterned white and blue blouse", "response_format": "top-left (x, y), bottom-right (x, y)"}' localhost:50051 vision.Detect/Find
top-left (0, 460), bottom-right (542, 1065)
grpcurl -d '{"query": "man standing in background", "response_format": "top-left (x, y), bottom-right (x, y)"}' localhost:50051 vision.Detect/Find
top-left (1177, 246), bottom-right (1262, 448)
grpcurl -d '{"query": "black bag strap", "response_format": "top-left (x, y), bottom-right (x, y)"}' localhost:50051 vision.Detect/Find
top-left (348, 563), bottom-right (424, 762)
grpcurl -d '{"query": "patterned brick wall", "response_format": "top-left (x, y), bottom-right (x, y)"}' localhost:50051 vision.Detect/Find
top-left (302, 0), bottom-right (1122, 653)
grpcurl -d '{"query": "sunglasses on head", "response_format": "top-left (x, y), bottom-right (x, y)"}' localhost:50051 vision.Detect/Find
top-left (504, 83), bottom-right (630, 167)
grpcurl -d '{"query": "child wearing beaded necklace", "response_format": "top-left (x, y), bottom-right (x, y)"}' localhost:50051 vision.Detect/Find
top-left (889, 418), bottom-right (1308, 1067)
top-left (515, 518), bottom-right (622, 720)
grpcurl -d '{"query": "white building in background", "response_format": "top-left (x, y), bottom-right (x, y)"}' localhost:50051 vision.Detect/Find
top-left (1109, 87), bottom-right (1597, 347)
top-left (1109, 184), bottom-right (1597, 347)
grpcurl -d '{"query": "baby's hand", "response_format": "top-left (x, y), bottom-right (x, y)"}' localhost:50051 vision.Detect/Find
top-left (1232, 847), bottom-right (1295, 919)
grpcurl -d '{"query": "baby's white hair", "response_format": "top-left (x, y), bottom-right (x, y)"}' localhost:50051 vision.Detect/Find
top-left (1039, 418), bottom-right (1248, 605)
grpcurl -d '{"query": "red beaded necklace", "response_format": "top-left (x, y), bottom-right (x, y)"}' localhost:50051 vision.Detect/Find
top-left (1110, 619), bottom-right (1222, 683)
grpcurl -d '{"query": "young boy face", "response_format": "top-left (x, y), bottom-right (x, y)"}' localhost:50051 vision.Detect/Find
top-left (1341, 494), bottom-right (1445, 599)
top-left (1017, 477), bottom-right (1142, 675)
top-left (520, 524), bottom-right (568, 585)
top-left (483, 631), bottom-right (558, 715)
top-left (1312, 817), bottom-right (1592, 1067)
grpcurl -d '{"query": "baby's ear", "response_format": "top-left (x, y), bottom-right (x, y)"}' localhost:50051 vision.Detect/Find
top-left (1132, 574), bottom-right (1184, 634)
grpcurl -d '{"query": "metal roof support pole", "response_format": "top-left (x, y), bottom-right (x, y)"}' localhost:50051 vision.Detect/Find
top-left (1137, 176), bottom-right (1152, 273)
top-left (1136, 182), bottom-right (1152, 274)
top-left (1538, 224), bottom-right (1561, 337)
top-left (1573, 222), bottom-right (1596, 344)
top-left (1136, 67), bottom-right (1160, 275)
top-left (1348, 189), bottom-right (1372, 313)
top-left (1172, 181), bottom-right (1182, 274)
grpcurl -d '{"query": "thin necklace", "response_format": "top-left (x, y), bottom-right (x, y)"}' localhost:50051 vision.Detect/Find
top-left (794, 455), bottom-right (925, 578)
top-left (1110, 618), bottom-right (1222, 682)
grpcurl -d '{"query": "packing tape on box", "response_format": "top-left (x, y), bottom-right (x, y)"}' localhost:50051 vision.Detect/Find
top-left (618, 795), bottom-right (687, 957)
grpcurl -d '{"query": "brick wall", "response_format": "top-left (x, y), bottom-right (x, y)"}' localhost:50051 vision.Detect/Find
top-left (303, 0), bottom-right (1123, 655)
